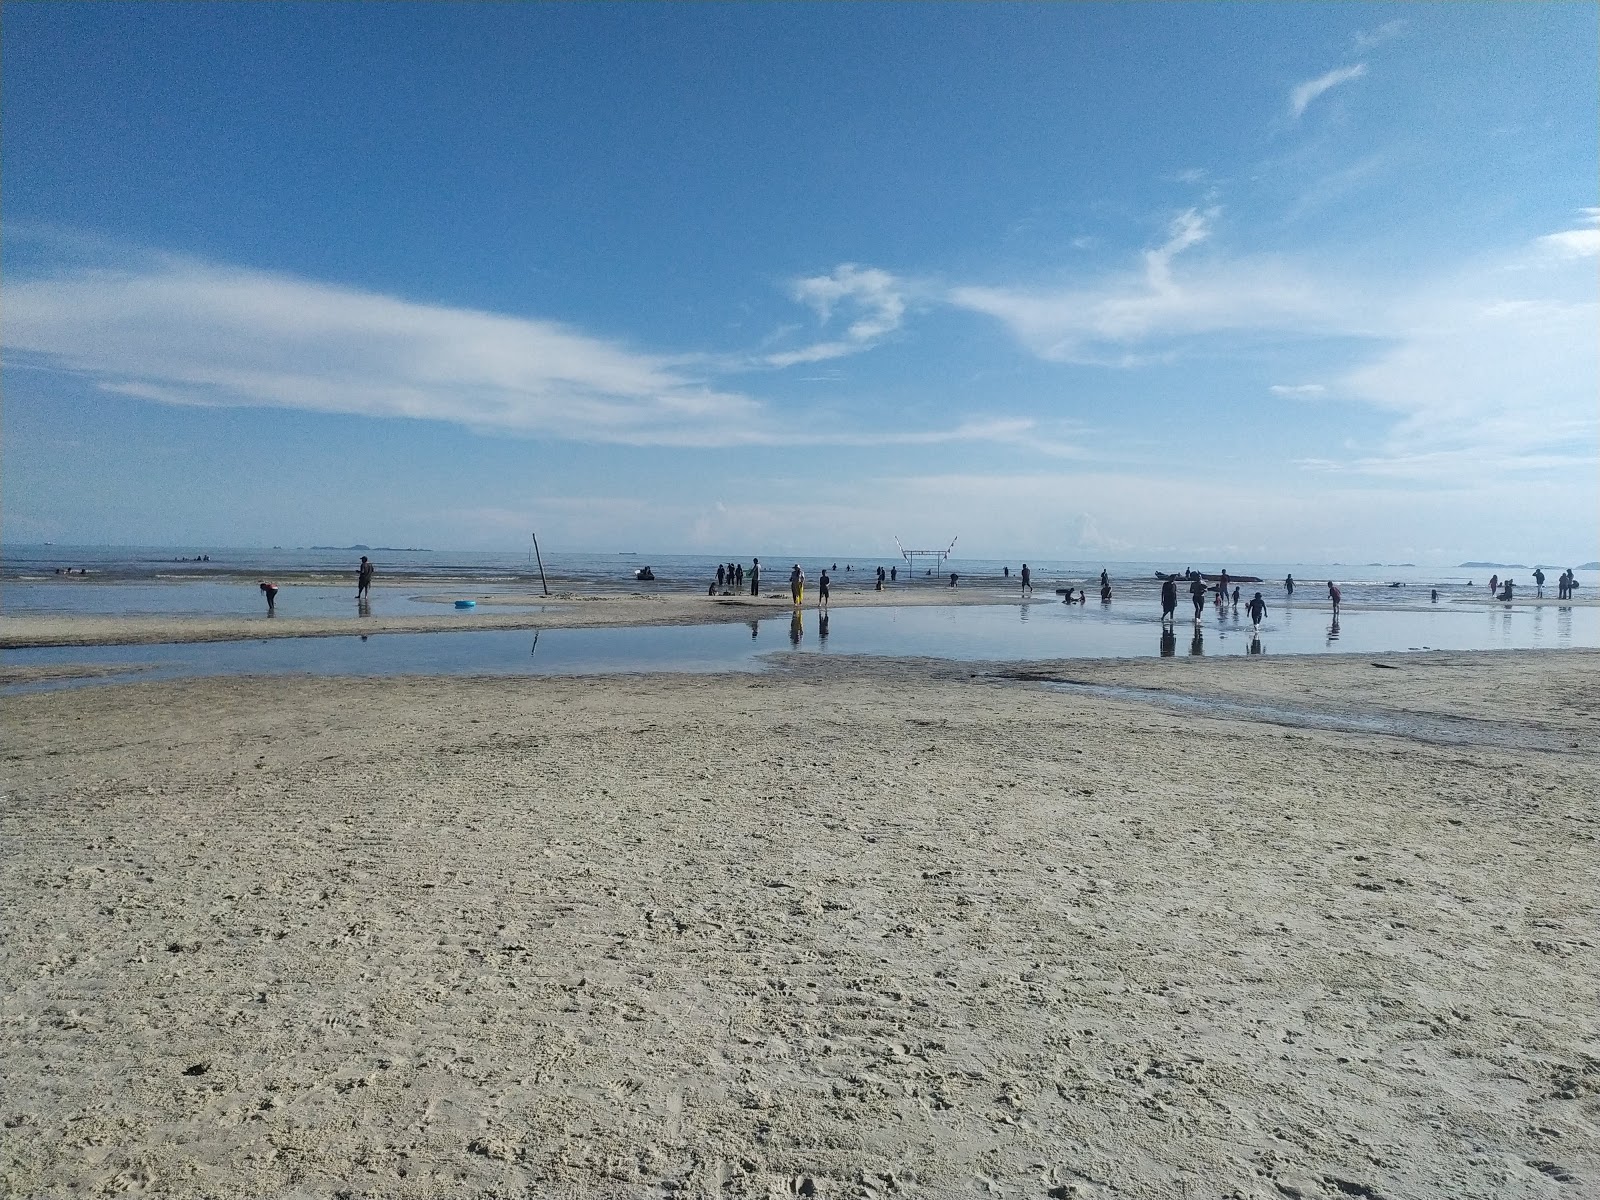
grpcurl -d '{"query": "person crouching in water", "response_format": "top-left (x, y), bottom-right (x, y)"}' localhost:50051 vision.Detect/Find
top-left (259, 581), bottom-right (279, 615)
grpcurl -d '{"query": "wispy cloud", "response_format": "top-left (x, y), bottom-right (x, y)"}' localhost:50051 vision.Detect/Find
top-left (1352, 20), bottom-right (1407, 51)
top-left (1, 248), bottom-right (1019, 452)
top-left (1314, 225), bottom-right (1599, 481)
top-left (1289, 63), bottom-right (1367, 120)
top-left (1535, 208), bottom-right (1600, 259)
top-left (764, 264), bottom-right (908, 367)
top-left (1270, 384), bottom-right (1327, 400)
top-left (948, 207), bottom-right (1351, 363)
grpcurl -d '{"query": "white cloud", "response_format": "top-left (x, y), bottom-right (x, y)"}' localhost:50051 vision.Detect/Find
top-left (1536, 210), bottom-right (1600, 259)
top-left (764, 264), bottom-right (908, 367)
top-left (1270, 384), bottom-right (1327, 400)
top-left (1318, 227), bottom-right (1599, 480)
top-left (1289, 63), bottom-right (1367, 120)
top-left (1352, 20), bottom-right (1407, 51)
top-left (1, 250), bottom-right (1015, 452)
top-left (948, 207), bottom-right (1352, 363)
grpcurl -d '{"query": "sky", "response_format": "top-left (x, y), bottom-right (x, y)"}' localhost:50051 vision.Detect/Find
top-left (3, 1), bottom-right (1597, 563)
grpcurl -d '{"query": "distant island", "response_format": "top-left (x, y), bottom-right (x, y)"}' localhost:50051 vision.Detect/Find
top-left (1459, 561), bottom-right (1527, 569)
top-left (1581, 561), bottom-right (1600, 571)
top-left (309, 545), bottom-right (432, 552)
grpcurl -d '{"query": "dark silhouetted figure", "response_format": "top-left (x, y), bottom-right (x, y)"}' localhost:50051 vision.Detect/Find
top-left (1247, 591), bottom-right (1267, 629)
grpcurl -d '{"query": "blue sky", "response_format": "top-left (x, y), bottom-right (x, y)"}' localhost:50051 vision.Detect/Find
top-left (4, 2), bottom-right (1596, 563)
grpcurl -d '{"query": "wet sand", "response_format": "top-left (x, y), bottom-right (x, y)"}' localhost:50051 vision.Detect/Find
top-left (4, 585), bottom-right (1594, 650)
top-left (3, 649), bottom-right (1596, 1197)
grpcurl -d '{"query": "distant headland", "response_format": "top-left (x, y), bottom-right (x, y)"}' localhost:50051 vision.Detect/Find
top-left (309, 545), bottom-right (433, 552)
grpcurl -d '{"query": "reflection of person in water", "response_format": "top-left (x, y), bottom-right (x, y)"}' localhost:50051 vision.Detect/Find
top-left (1248, 634), bottom-right (1264, 655)
top-left (1327, 615), bottom-right (1341, 645)
top-left (818, 612), bottom-right (830, 642)
top-left (1190, 625), bottom-right (1204, 656)
top-left (1160, 627), bottom-right (1176, 657)
top-left (748, 620), bottom-right (759, 639)
top-left (789, 608), bottom-right (803, 645)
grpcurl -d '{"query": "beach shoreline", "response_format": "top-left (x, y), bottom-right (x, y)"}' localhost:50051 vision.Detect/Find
top-left (4, 585), bottom-right (1594, 650)
top-left (3, 649), bottom-right (1596, 1197)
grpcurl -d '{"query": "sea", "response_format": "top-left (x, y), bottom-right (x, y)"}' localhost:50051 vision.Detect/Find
top-left (5, 544), bottom-right (1591, 616)
top-left (4, 545), bottom-right (1595, 689)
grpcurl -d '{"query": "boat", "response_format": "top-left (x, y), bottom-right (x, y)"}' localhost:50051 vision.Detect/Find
top-left (634, 566), bottom-right (656, 581)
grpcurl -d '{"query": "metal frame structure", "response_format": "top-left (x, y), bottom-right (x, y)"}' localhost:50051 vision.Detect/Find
top-left (894, 536), bottom-right (958, 577)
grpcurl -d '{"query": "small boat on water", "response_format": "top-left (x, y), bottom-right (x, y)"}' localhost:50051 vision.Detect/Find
top-left (634, 566), bottom-right (656, 581)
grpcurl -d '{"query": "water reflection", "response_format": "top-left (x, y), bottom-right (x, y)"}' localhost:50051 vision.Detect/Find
top-left (749, 620), bottom-right (759, 640)
top-left (789, 610), bottom-right (804, 645)
top-left (358, 598), bottom-right (372, 619)
top-left (1327, 616), bottom-right (1340, 646)
top-left (1248, 634), bottom-right (1265, 655)
top-left (1160, 627), bottom-right (1176, 657)
top-left (818, 612), bottom-right (830, 643)
top-left (1190, 627), bottom-right (1204, 656)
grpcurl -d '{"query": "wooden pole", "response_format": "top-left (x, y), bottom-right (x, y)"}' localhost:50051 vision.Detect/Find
top-left (531, 531), bottom-right (550, 596)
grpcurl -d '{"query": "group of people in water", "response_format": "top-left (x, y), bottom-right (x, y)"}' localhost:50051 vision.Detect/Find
top-left (1491, 567), bottom-right (1582, 600)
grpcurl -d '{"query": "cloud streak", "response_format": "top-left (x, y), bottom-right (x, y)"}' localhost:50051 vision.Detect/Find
top-left (2, 250), bottom-right (1024, 452)
top-left (1289, 63), bottom-right (1367, 120)
top-left (764, 264), bottom-right (908, 366)
top-left (948, 207), bottom-right (1352, 364)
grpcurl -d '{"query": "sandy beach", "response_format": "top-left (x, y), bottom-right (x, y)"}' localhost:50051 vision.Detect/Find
top-left (3, 647), bottom-right (1596, 1198)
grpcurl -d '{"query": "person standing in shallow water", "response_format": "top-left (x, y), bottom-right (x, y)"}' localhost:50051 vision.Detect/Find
top-left (1020, 563), bottom-right (1032, 597)
top-left (357, 555), bottom-right (374, 600)
top-left (1160, 577), bottom-right (1178, 623)
top-left (818, 568), bottom-right (831, 610)
top-left (1189, 577), bottom-right (1207, 620)
top-left (789, 563), bottom-right (805, 605)
top-left (1285, 574), bottom-right (1294, 597)
top-left (749, 558), bottom-right (760, 596)
top-left (1328, 580), bottom-right (1342, 612)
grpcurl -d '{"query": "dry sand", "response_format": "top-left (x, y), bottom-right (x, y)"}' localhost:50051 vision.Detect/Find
top-left (2, 649), bottom-right (1597, 1198)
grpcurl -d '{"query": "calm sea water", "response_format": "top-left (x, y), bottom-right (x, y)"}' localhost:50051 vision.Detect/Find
top-left (6, 598), bottom-right (1596, 694)
top-left (5, 544), bottom-right (1591, 616)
